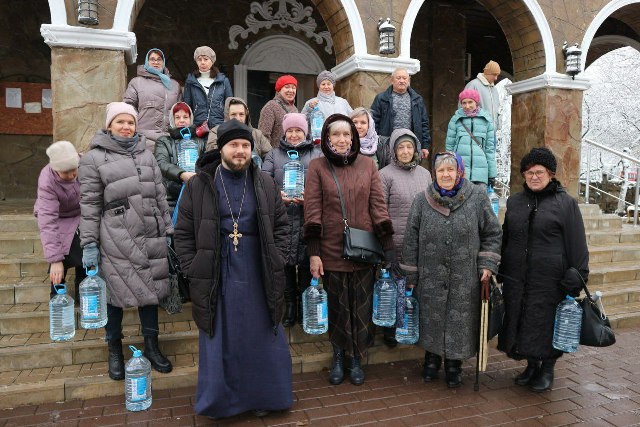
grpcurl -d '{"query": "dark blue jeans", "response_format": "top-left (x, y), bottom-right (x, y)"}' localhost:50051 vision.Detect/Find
top-left (105, 304), bottom-right (159, 341)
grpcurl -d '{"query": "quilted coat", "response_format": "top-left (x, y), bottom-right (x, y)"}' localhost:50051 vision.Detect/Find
top-left (261, 136), bottom-right (323, 265)
top-left (79, 130), bottom-right (173, 308)
top-left (445, 108), bottom-right (496, 185)
top-left (183, 72), bottom-right (233, 128)
top-left (401, 180), bottom-right (502, 359)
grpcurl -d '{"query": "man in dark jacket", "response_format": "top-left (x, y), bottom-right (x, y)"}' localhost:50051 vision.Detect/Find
top-left (370, 68), bottom-right (431, 158)
top-left (174, 119), bottom-right (292, 419)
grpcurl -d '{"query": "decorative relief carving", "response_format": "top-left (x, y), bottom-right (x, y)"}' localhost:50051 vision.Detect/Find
top-left (228, 0), bottom-right (333, 54)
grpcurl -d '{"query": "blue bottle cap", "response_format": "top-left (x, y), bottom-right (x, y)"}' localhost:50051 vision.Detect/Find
top-left (311, 278), bottom-right (319, 286)
top-left (129, 345), bottom-right (143, 358)
top-left (287, 150), bottom-right (299, 160)
top-left (54, 284), bottom-right (67, 294)
top-left (565, 295), bottom-right (575, 301)
top-left (405, 288), bottom-right (413, 297)
top-left (381, 269), bottom-right (390, 279)
top-left (85, 266), bottom-right (99, 277)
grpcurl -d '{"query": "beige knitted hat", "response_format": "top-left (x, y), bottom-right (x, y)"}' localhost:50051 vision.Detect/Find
top-left (46, 141), bottom-right (79, 172)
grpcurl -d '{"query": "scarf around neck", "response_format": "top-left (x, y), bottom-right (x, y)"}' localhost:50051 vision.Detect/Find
top-left (317, 91), bottom-right (335, 104)
top-left (110, 132), bottom-right (140, 152)
top-left (463, 107), bottom-right (480, 117)
top-left (358, 111), bottom-right (378, 156)
top-left (143, 49), bottom-right (172, 90)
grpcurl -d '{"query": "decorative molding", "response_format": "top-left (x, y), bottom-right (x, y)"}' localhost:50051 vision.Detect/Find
top-left (228, 0), bottom-right (333, 54)
top-left (48, 0), bottom-right (67, 25)
top-left (505, 72), bottom-right (591, 95)
top-left (400, 0), bottom-right (424, 58)
top-left (40, 24), bottom-right (138, 64)
top-left (112, 0), bottom-right (135, 32)
top-left (341, 0), bottom-right (367, 56)
top-left (332, 54), bottom-right (420, 80)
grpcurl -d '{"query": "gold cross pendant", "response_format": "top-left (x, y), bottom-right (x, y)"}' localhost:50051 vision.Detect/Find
top-left (229, 221), bottom-right (243, 251)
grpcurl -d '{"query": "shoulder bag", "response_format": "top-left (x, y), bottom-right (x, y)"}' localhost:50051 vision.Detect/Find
top-left (580, 279), bottom-right (616, 347)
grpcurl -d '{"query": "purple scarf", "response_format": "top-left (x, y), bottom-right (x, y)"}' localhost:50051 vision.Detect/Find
top-left (463, 107), bottom-right (480, 117)
top-left (358, 110), bottom-right (378, 156)
top-left (432, 152), bottom-right (466, 197)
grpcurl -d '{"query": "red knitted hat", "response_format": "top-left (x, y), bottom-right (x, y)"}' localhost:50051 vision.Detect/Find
top-left (458, 89), bottom-right (480, 105)
top-left (275, 75), bottom-right (298, 92)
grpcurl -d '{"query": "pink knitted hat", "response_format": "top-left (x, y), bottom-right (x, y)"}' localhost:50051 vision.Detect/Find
top-left (282, 113), bottom-right (308, 138)
top-left (458, 89), bottom-right (480, 105)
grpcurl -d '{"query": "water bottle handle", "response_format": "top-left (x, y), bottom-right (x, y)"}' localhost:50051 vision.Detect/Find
top-left (85, 266), bottom-right (99, 277)
top-left (287, 150), bottom-right (299, 160)
top-left (53, 283), bottom-right (66, 295)
top-left (180, 127), bottom-right (192, 139)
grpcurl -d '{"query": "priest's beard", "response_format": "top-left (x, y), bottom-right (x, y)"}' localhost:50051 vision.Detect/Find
top-left (221, 151), bottom-right (251, 172)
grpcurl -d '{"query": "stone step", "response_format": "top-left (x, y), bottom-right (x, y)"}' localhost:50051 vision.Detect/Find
top-left (0, 232), bottom-right (42, 257)
top-left (585, 227), bottom-right (640, 245)
top-left (0, 257), bottom-right (49, 279)
top-left (0, 277), bottom-right (51, 305)
top-left (588, 260), bottom-right (640, 286)
top-left (581, 214), bottom-right (622, 231)
top-left (589, 244), bottom-right (640, 263)
top-left (0, 215), bottom-right (38, 233)
top-left (589, 281), bottom-right (640, 307)
top-left (606, 301), bottom-right (640, 329)
top-left (579, 203), bottom-right (602, 216)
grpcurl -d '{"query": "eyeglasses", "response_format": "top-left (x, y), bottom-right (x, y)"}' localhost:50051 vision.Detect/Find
top-left (524, 170), bottom-right (547, 178)
top-left (148, 57), bottom-right (163, 63)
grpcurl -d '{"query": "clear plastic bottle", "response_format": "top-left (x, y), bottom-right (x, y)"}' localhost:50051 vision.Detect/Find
top-left (302, 277), bottom-right (328, 335)
top-left (372, 269), bottom-right (396, 327)
top-left (79, 266), bottom-right (107, 329)
top-left (177, 127), bottom-right (198, 173)
top-left (552, 295), bottom-right (583, 352)
top-left (593, 291), bottom-right (607, 317)
top-left (395, 288), bottom-right (419, 344)
top-left (49, 284), bottom-right (75, 341)
top-left (282, 150), bottom-right (304, 199)
top-left (125, 345), bottom-right (152, 411)
top-left (487, 185), bottom-right (499, 217)
top-left (310, 105), bottom-right (324, 144)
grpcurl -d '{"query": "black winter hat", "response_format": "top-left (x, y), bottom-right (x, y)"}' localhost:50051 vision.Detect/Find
top-left (520, 147), bottom-right (557, 173)
top-left (217, 119), bottom-right (254, 151)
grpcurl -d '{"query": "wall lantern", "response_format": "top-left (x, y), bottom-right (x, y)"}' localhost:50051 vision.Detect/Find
top-left (378, 18), bottom-right (396, 55)
top-left (78, 0), bottom-right (99, 25)
top-left (562, 41), bottom-right (582, 79)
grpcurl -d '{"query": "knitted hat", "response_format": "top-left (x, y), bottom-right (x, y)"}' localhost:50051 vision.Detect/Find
top-left (520, 147), bottom-right (557, 173)
top-left (217, 119), bottom-right (254, 151)
top-left (316, 70), bottom-right (337, 87)
top-left (193, 46), bottom-right (216, 63)
top-left (484, 60), bottom-right (501, 75)
top-left (172, 102), bottom-right (191, 116)
top-left (458, 89), bottom-right (480, 105)
top-left (275, 75), bottom-right (298, 92)
top-left (282, 113), bottom-right (308, 138)
top-left (105, 102), bottom-right (138, 129)
top-left (46, 141), bottom-right (79, 172)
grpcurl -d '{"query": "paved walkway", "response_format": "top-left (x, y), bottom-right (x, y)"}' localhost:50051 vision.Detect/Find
top-left (1, 328), bottom-right (640, 427)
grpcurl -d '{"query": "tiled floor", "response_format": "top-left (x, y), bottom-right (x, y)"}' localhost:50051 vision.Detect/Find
top-left (1, 328), bottom-right (640, 426)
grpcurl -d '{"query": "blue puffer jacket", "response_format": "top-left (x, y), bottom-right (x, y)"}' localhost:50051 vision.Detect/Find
top-left (183, 72), bottom-right (233, 128)
top-left (445, 108), bottom-right (496, 184)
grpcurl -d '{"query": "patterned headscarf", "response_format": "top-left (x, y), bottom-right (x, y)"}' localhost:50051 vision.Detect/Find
top-left (432, 151), bottom-right (466, 197)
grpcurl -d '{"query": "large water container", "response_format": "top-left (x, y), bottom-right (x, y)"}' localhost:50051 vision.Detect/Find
top-left (372, 269), bottom-right (396, 327)
top-left (552, 296), bottom-right (583, 353)
top-left (310, 106), bottom-right (324, 144)
top-left (302, 277), bottom-right (328, 334)
top-left (125, 345), bottom-right (152, 411)
top-left (487, 185), bottom-right (499, 217)
top-left (283, 150), bottom-right (304, 199)
top-left (49, 284), bottom-right (75, 341)
top-left (177, 127), bottom-right (198, 173)
top-left (79, 267), bottom-right (107, 329)
top-left (395, 288), bottom-right (419, 344)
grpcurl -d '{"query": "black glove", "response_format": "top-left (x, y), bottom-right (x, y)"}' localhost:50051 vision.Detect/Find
top-left (488, 178), bottom-right (496, 188)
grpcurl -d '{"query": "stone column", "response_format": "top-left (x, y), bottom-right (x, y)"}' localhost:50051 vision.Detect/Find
top-left (337, 71), bottom-right (390, 110)
top-left (511, 87), bottom-right (583, 197)
top-left (51, 47), bottom-right (127, 152)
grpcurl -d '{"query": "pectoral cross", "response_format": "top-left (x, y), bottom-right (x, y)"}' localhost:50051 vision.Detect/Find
top-left (229, 221), bottom-right (243, 251)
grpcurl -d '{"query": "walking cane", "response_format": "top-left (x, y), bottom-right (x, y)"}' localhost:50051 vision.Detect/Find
top-left (474, 279), bottom-right (491, 391)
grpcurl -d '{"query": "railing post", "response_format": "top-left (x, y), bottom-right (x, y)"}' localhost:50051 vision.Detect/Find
top-left (634, 166), bottom-right (639, 227)
top-left (585, 145), bottom-right (591, 204)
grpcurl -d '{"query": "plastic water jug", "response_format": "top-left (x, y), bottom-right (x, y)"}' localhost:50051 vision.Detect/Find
top-left (372, 269), bottom-right (396, 327)
top-left (396, 288), bottom-right (419, 344)
top-left (283, 150), bottom-right (304, 199)
top-left (302, 277), bottom-right (328, 334)
top-left (49, 283), bottom-right (75, 341)
top-left (177, 127), bottom-right (198, 173)
top-left (487, 185), bottom-right (499, 217)
top-left (310, 106), bottom-right (324, 144)
top-left (125, 345), bottom-right (152, 411)
top-left (79, 266), bottom-right (107, 329)
top-left (552, 296), bottom-right (583, 352)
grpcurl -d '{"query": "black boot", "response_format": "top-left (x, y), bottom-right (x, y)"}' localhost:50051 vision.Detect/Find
top-left (349, 355), bottom-right (365, 386)
top-left (143, 336), bottom-right (173, 373)
top-left (444, 359), bottom-right (463, 388)
top-left (529, 358), bottom-right (555, 392)
top-left (282, 283), bottom-right (297, 327)
top-left (515, 359), bottom-right (541, 386)
top-left (422, 351), bottom-right (442, 382)
top-left (329, 345), bottom-right (345, 385)
top-left (383, 327), bottom-right (397, 348)
top-left (107, 339), bottom-right (125, 381)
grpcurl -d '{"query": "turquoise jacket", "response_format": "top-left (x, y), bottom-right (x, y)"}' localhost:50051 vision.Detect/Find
top-left (445, 108), bottom-right (496, 184)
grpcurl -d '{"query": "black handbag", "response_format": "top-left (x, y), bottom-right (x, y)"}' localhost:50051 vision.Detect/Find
top-left (580, 283), bottom-right (616, 347)
top-left (487, 276), bottom-right (505, 340)
top-left (327, 161), bottom-right (384, 265)
top-left (167, 244), bottom-right (191, 302)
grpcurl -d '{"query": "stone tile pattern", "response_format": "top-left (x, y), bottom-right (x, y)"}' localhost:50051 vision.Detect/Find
top-left (2, 328), bottom-right (640, 426)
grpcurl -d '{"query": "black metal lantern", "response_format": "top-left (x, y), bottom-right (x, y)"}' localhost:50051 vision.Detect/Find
top-left (378, 18), bottom-right (396, 55)
top-left (562, 41), bottom-right (582, 79)
top-left (78, 0), bottom-right (99, 26)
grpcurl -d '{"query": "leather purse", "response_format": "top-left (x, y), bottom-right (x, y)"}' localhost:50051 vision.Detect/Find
top-left (580, 281), bottom-right (616, 347)
top-left (487, 276), bottom-right (505, 340)
top-left (327, 161), bottom-right (384, 265)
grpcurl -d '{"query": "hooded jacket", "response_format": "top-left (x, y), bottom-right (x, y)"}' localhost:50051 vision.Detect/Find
top-left (183, 71), bottom-right (233, 128)
top-left (465, 73), bottom-right (501, 128)
top-left (79, 130), bottom-right (173, 308)
top-left (206, 97), bottom-right (272, 158)
top-left (123, 65), bottom-right (181, 151)
top-left (173, 150), bottom-right (288, 336)
top-left (154, 103), bottom-right (207, 208)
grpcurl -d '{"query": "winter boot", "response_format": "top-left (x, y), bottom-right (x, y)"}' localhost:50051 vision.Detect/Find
top-left (282, 282), bottom-right (298, 327)
top-left (422, 351), bottom-right (442, 382)
top-left (107, 339), bottom-right (125, 381)
top-left (383, 327), bottom-right (398, 348)
top-left (529, 358), bottom-right (556, 392)
top-left (444, 359), bottom-right (463, 388)
top-left (349, 355), bottom-right (365, 386)
top-left (329, 345), bottom-right (345, 385)
top-left (515, 359), bottom-right (541, 386)
top-left (143, 336), bottom-right (173, 373)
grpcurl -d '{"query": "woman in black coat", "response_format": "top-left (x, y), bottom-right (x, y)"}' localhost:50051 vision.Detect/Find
top-left (498, 147), bottom-right (589, 392)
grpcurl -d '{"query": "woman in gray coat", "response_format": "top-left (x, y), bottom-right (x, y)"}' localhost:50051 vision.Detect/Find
top-left (79, 102), bottom-right (174, 381)
top-left (401, 151), bottom-right (501, 388)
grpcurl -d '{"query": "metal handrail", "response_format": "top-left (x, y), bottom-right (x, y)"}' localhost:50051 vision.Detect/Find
top-left (583, 138), bottom-right (640, 226)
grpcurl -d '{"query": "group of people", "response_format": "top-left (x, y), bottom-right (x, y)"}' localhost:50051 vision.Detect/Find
top-left (33, 45), bottom-right (590, 421)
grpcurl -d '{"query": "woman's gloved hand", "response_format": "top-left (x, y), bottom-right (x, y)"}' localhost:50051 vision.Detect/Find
top-left (82, 243), bottom-right (100, 269)
top-left (383, 249), bottom-right (397, 269)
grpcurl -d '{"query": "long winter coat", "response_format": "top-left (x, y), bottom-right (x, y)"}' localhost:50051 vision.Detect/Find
top-left (379, 129), bottom-right (431, 257)
top-left (173, 151), bottom-right (288, 336)
top-left (124, 66), bottom-right (181, 150)
top-left (401, 180), bottom-right (502, 359)
top-left (262, 137), bottom-right (323, 265)
top-left (183, 72), bottom-right (233, 129)
top-left (34, 165), bottom-right (81, 263)
top-left (79, 131), bottom-right (173, 308)
top-left (445, 108), bottom-right (496, 185)
top-left (498, 181), bottom-right (589, 360)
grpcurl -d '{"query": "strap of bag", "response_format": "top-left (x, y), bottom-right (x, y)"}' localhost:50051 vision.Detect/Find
top-left (461, 122), bottom-right (484, 151)
top-left (327, 159), bottom-right (349, 228)
top-left (275, 98), bottom-right (291, 114)
top-left (171, 183), bottom-right (186, 226)
top-left (203, 84), bottom-right (217, 124)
